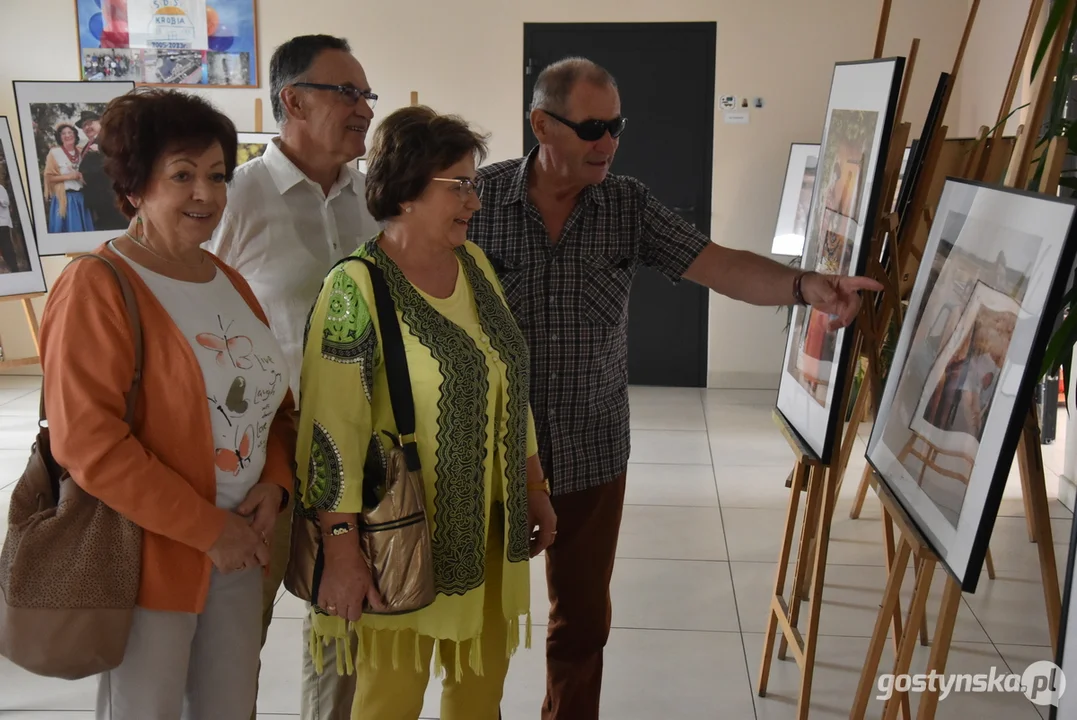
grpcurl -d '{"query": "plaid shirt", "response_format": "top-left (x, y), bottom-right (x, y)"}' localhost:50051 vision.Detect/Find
top-left (470, 150), bottom-right (710, 495)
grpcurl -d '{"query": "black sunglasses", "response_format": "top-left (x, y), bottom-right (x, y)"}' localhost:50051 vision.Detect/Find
top-left (542, 110), bottom-right (627, 141)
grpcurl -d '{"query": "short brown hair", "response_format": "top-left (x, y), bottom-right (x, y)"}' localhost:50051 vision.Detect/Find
top-left (98, 88), bottom-right (238, 218)
top-left (365, 106), bottom-right (489, 222)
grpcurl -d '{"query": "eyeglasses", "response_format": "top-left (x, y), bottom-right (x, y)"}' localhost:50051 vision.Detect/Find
top-left (542, 110), bottom-right (627, 141)
top-left (292, 82), bottom-right (378, 109)
top-left (432, 177), bottom-right (483, 200)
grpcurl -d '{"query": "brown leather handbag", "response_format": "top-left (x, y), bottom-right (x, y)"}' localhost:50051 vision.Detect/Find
top-left (285, 255), bottom-right (435, 615)
top-left (0, 253), bottom-right (144, 679)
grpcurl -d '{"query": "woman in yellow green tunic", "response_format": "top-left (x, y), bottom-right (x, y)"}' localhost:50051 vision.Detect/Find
top-left (295, 105), bottom-right (558, 719)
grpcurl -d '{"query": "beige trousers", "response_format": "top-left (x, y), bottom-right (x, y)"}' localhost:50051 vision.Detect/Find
top-left (96, 567), bottom-right (262, 720)
top-left (257, 495), bottom-right (356, 720)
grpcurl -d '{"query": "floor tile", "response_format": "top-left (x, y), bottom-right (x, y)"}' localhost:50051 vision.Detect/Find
top-left (616, 504), bottom-right (727, 561)
top-left (995, 643), bottom-right (1059, 720)
top-left (624, 462), bottom-right (718, 507)
top-left (628, 429), bottom-right (712, 465)
top-left (721, 506), bottom-right (889, 566)
top-left (256, 618), bottom-right (303, 714)
top-left (0, 657), bottom-right (96, 711)
top-left (0, 389), bottom-right (41, 416)
top-left (629, 387), bottom-right (705, 431)
top-left (610, 558), bottom-right (740, 632)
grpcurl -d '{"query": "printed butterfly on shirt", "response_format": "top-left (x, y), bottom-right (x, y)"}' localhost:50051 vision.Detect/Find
top-left (197, 315), bottom-right (254, 369)
top-left (216, 423), bottom-right (254, 476)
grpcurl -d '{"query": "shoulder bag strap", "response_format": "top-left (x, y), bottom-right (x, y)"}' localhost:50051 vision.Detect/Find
top-left (38, 254), bottom-right (144, 428)
top-left (327, 255), bottom-right (420, 471)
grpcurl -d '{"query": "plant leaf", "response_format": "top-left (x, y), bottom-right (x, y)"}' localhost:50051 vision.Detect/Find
top-left (1041, 308), bottom-right (1077, 377)
top-left (1033, 0), bottom-right (1070, 81)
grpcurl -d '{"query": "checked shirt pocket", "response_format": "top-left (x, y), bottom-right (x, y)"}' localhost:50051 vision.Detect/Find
top-left (583, 254), bottom-right (634, 327)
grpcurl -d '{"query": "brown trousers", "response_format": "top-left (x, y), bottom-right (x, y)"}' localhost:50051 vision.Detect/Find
top-left (542, 474), bottom-right (627, 720)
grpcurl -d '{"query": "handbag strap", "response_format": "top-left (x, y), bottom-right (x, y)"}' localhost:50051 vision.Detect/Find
top-left (38, 253), bottom-right (144, 428)
top-left (328, 254), bottom-right (420, 471)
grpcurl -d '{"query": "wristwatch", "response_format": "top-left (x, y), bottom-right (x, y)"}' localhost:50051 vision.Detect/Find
top-left (322, 521), bottom-right (358, 538)
top-left (527, 479), bottom-right (551, 495)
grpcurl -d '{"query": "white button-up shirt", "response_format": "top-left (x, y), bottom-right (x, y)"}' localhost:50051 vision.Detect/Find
top-left (206, 138), bottom-right (381, 403)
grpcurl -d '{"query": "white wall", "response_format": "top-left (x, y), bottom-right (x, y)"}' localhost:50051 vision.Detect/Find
top-left (0, 0), bottom-right (1022, 386)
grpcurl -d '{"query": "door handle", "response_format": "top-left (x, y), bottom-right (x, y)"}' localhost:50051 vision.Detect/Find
top-left (672, 205), bottom-right (696, 213)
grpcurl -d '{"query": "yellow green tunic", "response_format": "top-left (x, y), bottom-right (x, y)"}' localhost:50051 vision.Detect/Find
top-left (295, 238), bottom-right (538, 677)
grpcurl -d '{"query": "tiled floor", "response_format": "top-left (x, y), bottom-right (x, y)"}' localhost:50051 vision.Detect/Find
top-left (0, 376), bottom-right (1071, 719)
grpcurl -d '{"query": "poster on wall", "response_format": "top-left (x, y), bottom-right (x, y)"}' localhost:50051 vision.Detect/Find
top-left (866, 180), bottom-right (1077, 593)
top-left (13, 80), bottom-right (135, 256)
top-left (75, 0), bottom-right (259, 87)
top-left (774, 58), bottom-right (905, 462)
top-left (0, 118), bottom-right (47, 297)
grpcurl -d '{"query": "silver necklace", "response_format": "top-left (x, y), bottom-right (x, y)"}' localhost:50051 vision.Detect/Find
top-left (124, 223), bottom-right (205, 268)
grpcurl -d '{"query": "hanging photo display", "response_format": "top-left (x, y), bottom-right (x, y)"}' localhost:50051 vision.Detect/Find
top-left (866, 179), bottom-right (1077, 592)
top-left (13, 80), bottom-right (135, 256)
top-left (75, 0), bottom-right (259, 87)
top-left (775, 58), bottom-right (905, 461)
top-left (0, 117), bottom-right (47, 297)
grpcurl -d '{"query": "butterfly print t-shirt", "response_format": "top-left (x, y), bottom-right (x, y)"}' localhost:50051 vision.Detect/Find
top-left (113, 244), bottom-right (290, 511)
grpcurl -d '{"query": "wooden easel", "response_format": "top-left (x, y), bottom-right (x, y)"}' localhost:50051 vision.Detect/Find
top-left (0, 293), bottom-right (43, 370)
top-left (757, 5), bottom-right (918, 708)
top-left (850, 3), bottom-right (1071, 716)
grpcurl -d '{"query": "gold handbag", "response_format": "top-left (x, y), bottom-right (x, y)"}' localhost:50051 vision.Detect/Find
top-left (0, 253), bottom-right (144, 679)
top-left (285, 255), bottom-right (435, 614)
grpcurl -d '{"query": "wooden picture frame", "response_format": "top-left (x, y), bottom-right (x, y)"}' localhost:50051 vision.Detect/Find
top-left (74, 0), bottom-right (260, 88)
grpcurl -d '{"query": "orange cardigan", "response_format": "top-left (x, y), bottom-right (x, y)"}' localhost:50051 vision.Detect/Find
top-left (39, 244), bottom-right (297, 614)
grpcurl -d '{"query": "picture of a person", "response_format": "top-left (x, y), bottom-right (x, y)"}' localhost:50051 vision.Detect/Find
top-left (76, 110), bottom-right (127, 229)
top-left (42, 123), bottom-right (95, 233)
top-left (0, 166), bottom-right (18, 273)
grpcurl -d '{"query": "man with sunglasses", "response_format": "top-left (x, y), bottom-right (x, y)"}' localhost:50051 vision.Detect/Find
top-left (205, 34), bottom-right (381, 720)
top-left (469, 56), bottom-right (882, 720)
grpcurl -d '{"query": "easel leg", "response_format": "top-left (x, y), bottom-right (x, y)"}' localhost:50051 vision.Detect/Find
top-left (781, 464), bottom-right (823, 660)
top-left (914, 578), bottom-right (963, 720)
top-left (20, 299), bottom-right (40, 355)
top-left (850, 464), bottom-right (873, 519)
top-left (881, 515), bottom-right (914, 720)
top-left (984, 547), bottom-right (996, 580)
top-left (882, 555), bottom-right (937, 720)
top-left (759, 461), bottom-right (810, 696)
top-left (1017, 440), bottom-right (1037, 543)
top-left (796, 463), bottom-right (839, 720)
top-left (851, 536), bottom-right (913, 719)
top-left (1019, 419), bottom-right (1062, 655)
top-left (834, 382), bottom-right (872, 501)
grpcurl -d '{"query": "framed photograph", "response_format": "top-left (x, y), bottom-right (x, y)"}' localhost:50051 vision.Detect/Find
top-left (0, 118), bottom-right (47, 297)
top-left (75, 0), bottom-right (259, 88)
top-left (236, 131), bottom-right (275, 166)
top-left (771, 143), bottom-right (820, 256)
top-left (894, 73), bottom-right (950, 227)
top-left (13, 80), bottom-right (135, 256)
top-left (866, 179), bottom-right (1077, 593)
top-left (775, 57), bottom-right (905, 461)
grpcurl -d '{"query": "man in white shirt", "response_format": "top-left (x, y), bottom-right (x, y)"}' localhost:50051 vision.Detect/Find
top-left (205, 34), bottom-right (380, 720)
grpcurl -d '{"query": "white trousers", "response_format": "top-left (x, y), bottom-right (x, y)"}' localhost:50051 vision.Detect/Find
top-left (96, 567), bottom-right (262, 720)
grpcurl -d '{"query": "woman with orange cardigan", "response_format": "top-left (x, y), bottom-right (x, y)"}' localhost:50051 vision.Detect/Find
top-left (38, 89), bottom-right (296, 719)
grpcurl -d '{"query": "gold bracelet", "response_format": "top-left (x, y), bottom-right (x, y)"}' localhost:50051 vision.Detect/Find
top-left (527, 479), bottom-right (551, 495)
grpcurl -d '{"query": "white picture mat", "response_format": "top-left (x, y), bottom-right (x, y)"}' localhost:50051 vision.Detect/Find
top-left (0, 117), bottom-right (47, 296)
top-left (13, 81), bottom-right (135, 255)
top-left (772, 143), bottom-right (819, 256)
top-left (866, 181), bottom-right (1075, 587)
top-left (775, 59), bottom-right (900, 459)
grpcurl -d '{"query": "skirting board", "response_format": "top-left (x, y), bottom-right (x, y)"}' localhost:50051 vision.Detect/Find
top-left (707, 370), bottom-right (780, 390)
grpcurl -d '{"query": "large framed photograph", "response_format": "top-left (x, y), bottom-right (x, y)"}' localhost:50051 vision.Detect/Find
top-left (0, 118), bottom-right (47, 297)
top-left (775, 58), bottom-right (905, 461)
top-left (771, 143), bottom-right (819, 256)
top-left (75, 0), bottom-right (259, 87)
top-left (13, 80), bottom-right (135, 256)
top-left (866, 179), bottom-right (1077, 593)
top-left (236, 132), bottom-right (275, 167)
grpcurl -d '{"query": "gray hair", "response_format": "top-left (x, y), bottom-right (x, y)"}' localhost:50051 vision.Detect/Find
top-left (530, 57), bottom-right (617, 115)
top-left (269, 34), bottom-right (351, 124)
